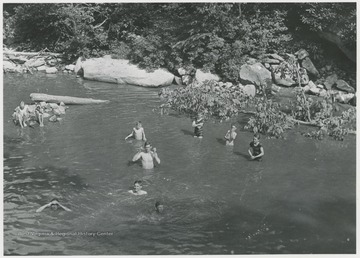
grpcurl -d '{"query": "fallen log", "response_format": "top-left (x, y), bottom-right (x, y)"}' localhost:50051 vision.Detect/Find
top-left (4, 50), bottom-right (63, 57)
top-left (30, 93), bottom-right (109, 105)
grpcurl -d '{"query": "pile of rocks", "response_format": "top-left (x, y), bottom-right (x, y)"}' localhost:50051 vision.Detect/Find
top-left (176, 48), bottom-right (355, 106)
top-left (27, 102), bottom-right (68, 123)
top-left (3, 48), bottom-right (75, 74)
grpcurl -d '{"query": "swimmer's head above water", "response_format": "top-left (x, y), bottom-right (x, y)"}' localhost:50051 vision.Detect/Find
top-left (155, 201), bottom-right (164, 213)
top-left (133, 180), bottom-right (143, 192)
top-left (50, 198), bottom-right (60, 210)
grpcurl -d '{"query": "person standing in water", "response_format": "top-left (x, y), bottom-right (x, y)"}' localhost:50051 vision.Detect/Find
top-left (248, 133), bottom-right (264, 161)
top-left (13, 101), bottom-right (30, 128)
top-left (192, 114), bottom-right (204, 138)
top-left (224, 124), bottom-right (237, 146)
top-left (132, 141), bottom-right (160, 169)
top-left (125, 121), bottom-right (147, 141)
top-left (36, 199), bottom-right (72, 212)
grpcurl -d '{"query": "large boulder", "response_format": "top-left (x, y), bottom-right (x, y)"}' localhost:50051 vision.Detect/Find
top-left (194, 69), bottom-right (220, 83)
top-left (239, 63), bottom-right (271, 87)
top-left (335, 79), bottom-right (355, 93)
top-left (82, 58), bottom-right (175, 87)
top-left (300, 57), bottom-right (319, 78)
top-left (324, 74), bottom-right (338, 90)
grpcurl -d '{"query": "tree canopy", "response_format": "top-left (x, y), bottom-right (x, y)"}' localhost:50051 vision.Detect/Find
top-left (3, 3), bottom-right (356, 81)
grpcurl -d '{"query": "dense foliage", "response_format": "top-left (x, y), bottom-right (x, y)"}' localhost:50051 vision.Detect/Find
top-left (159, 81), bottom-right (356, 140)
top-left (3, 3), bottom-right (356, 80)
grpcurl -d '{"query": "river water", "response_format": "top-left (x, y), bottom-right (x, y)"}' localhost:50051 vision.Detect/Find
top-left (3, 73), bottom-right (356, 255)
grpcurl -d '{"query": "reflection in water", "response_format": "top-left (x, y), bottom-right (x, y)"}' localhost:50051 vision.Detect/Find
top-left (3, 74), bottom-right (356, 255)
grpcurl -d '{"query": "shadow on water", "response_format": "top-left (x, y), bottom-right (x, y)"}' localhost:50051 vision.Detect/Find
top-left (180, 129), bottom-right (194, 137)
top-left (216, 137), bottom-right (226, 146)
top-left (233, 151), bottom-right (251, 161)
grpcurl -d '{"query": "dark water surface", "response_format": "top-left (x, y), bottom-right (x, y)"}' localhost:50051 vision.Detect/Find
top-left (3, 73), bottom-right (356, 255)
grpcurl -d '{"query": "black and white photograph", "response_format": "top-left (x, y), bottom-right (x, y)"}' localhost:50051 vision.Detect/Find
top-left (2, 1), bottom-right (357, 255)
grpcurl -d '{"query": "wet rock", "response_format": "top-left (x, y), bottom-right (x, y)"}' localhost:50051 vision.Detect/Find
top-left (46, 67), bottom-right (58, 74)
top-left (194, 69), bottom-right (220, 83)
top-left (324, 74), bottom-right (338, 90)
top-left (82, 58), bottom-right (174, 87)
top-left (300, 57), bottom-right (319, 78)
top-left (335, 79), bottom-right (355, 93)
top-left (239, 62), bottom-right (271, 87)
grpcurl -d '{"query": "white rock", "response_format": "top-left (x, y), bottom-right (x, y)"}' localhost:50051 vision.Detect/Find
top-left (178, 67), bottom-right (187, 76)
top-left (3, 61), bottom-right (18, 72)
top-left (194, 69), bottom-right (220, 84)
top-left (37, 65), bottom-right (47, 72)
top-left (46, 67), bottom-right (58, 74)
top-left (74, 57), bottom-right (83, 75)
top-left (225, 82), bottom-right (233, 88)
top-left (65, 64), bottom-right (75, 71)
top-left (82, 58), bottom-right (174, 87)
top-left (243, 84), bottom-right (256, 97)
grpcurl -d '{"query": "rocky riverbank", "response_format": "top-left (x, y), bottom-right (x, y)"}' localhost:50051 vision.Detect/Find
top-left (3, 47), bottom-right (356, 106)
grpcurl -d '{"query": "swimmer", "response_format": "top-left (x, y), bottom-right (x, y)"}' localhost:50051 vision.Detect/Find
top-left (192, 114), bottom-right (204, 138)
top-left (248, 133), bottom-right (264, 161)
top-left (36, 198), bottom-right (72, 212)
top-left (125, 121), bottom-right (147, 141)
top-left (13, 101), bottom-right (30, 128)
top-left (224, 124), bottom-right (237, 146)
top-left (132, 141), bottom-right (160, 169)
top-left (128, 180), bottom-right (147, 195)
top-left (155, 201), bottom-right (164, 213)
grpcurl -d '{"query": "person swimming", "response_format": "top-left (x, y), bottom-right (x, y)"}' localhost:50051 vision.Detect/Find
top-left (132, 141), bottom-right (160, 169)
top-left (125, 121), bottom-right (147, 141)
top-left (128, 180), bottom-right (147, 195)
top-left (155, 201), bottom-right (164, 213)
top-left (36, 198), bottom-right (72, 212)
